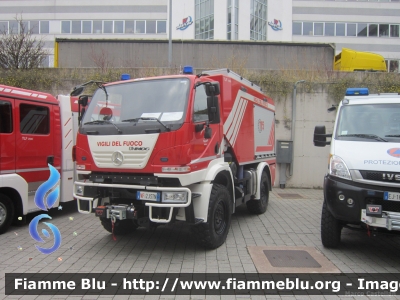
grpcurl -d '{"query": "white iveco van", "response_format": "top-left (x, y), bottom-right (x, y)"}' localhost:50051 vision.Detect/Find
top-left (314, 88), bottom-right (400, 247)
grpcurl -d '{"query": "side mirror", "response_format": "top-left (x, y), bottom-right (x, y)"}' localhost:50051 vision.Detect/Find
top-left (204, 126), bottom-right (212, 139)
top-left (78, 95), bottom-right (89, 107)
top-left (71, 85), bottom-right (85, 97)
top-left (328, 105), bottom-right (337, 112)
top-left (205, 82), bottom-right (220, 96)
top-left (207, 96), bottom-right (220, 124)
top-left (313, 125), bottom-right (332, 147)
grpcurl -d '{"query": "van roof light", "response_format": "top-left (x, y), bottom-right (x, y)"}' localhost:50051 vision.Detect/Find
top-left (183, 65), bottom-right (194, 74)
top-left (345, 88), bottom-right (369, 96)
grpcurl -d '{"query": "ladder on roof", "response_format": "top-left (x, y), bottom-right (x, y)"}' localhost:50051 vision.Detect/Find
top-left (201, 68), bottom-right (264, 94)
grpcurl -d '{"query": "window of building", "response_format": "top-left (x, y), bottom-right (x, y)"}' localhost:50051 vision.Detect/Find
top-left (347, 23), bottom-right (357, 36)
top-left (125, 20), bottom-right (135, 33)
top-left (93, 21), bottom-right (102, 33)
top-left (136, 20), bottom-right (145, 33)
top-left (195, 0), bottom-right (214, 40)
top-left (157, 20), bottom-right (166, 33)
top-left (379, 24), bottom-right (389, 37)
top-left (40, 21), bottom-right (49, 34)
top-left (390, 24), bottom-right (399, 37)
top-left (8, 21), bottom-right (18, 34)
top-left (303, 22), bottom-right (313, 35)
top-left (114, 21), bottom-right (124, 33)
top-left (250, 0), bottom-right (267, 40)
top-left (357, 23), bottom-right (367, 36)
top-left (82, 21), bottom-right (92, 33)
top-left (369, 24), bottom-right (378, 36)
top-left (227, 0), bottom-right (232, 40)
top-left (293, 22), bottom-right (302, 35)
top-left (234, 0), bottom-right (239, 39)
top-left (147, 20), bottom-right (156, 34)
top-left (72, 21), bottom-right (81, 34)
top-left (20, 104), bottom-right (49, 134)
top-left (193, 85), bottom-right (208, 122)
top-left (389, 60), bottom-right (399, 72)
top-left (30, 21), bottom-right (40, 34)
top-left (0, 101), bottom-right (12, 134)
top-left (314, 23), bottom-right (324, 36)
top-left (103, 21), bottom-right (113, 33)
top-left (325, 23), bottom-right (335, 36)
top-left (61, 21), bottom-right (71, 33)
top-left (336, 23), bottom-right (345, 36)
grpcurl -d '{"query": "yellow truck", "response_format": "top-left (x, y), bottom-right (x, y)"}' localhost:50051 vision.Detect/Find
top-left (334, 48), bottom-right (387, 72)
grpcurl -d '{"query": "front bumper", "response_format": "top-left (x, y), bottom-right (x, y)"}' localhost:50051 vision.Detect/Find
top-left (324, 174), bottom-right (400, 229)
top-left (74, 181), bottom-right (191, 223)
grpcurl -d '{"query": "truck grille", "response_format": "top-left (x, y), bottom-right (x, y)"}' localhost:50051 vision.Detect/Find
top-left (366, 197), bottom-right (400, 213)
top-left (360, 170), bottom-right (400, 183)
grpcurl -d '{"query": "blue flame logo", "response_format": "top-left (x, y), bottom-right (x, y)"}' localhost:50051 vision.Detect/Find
top-left (29, 164), bottom-right (62, 254)
top-left (29, 214), bottom-right (62, 254)
top-left (34, 164), bottom-right (60, 210)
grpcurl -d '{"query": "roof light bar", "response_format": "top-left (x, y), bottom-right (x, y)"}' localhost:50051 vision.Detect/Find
top-left (345, 88), bottom-right (369, 96)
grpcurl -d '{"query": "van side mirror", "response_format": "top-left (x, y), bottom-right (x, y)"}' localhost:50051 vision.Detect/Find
top-left (207, 96), bottom-right (220, 124)
top-left (204, 126), bottom-right (212, 139)
top-left (205, 82), bottom-right (220, 96)
top-left (71, 85), bottom-right (85, 97)
top-left (313, 125), bottom-right (332, 147)
top-left (78, 95), bottom-right (89, 107)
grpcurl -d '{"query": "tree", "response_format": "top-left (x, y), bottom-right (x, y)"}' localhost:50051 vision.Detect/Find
top-left (0, 16), bottom-right (48, 69)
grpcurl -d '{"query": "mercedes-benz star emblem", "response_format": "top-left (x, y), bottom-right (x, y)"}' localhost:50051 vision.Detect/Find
top-left (111, 151), bottom-right (124, 166)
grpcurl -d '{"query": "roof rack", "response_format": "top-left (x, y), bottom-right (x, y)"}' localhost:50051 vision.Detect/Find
top-left (202, 68), bottom-right (263, 93)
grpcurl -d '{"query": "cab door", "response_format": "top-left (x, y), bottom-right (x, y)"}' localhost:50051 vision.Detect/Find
top-left (0, 98), bottom-right (15, 174)
top-left (190, 84), bottom-right (222, 169)
top-left (15, 100), bottom-right (55, 203)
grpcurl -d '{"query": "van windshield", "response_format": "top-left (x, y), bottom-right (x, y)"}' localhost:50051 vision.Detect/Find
top-left (335, 104), bottom-right (400, 142)
top-left (82, 78), bottom-right (190, 125)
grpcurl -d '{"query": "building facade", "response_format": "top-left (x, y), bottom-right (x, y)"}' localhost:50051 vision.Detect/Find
top-left (0, 0), bottom-right (398, 71)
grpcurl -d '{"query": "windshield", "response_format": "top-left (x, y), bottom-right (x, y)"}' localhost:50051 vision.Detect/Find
top-left (335, 103), bottom-right (400, 142)
top-left (81, 78), bottom-right (190, 125)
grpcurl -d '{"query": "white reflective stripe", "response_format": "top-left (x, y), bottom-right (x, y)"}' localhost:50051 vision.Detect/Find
top-left (11, 90), bottom-right (32, 96)
top-left (1, 167), bottom-right (61, 174)
top-left (190, 155), bottom-right (220, 165)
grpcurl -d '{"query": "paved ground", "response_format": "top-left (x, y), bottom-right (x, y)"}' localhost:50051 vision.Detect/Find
top-left (1, 188), bottom-right (400, 299)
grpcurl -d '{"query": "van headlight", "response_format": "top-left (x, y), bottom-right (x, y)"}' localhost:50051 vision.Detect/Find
top-left (329, 155), bottom-right (351, 180)
top-left (162, 192), bottom-right (187, 203)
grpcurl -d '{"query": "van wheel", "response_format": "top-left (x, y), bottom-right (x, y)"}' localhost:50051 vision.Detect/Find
top-left (246, 172), bottom-right (269, 214)
top-left (192, 184), bottom-right (232, 249)
top-left (100, 218), bottom-right (137, 235)
top-left (0, 194), bottom-right (14, 234)
top-left (321, 200), bottom-right (342, 248)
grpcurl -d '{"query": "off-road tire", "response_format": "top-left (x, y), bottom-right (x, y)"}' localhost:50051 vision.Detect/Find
top-left (321, 200), bottom-right (342, 248)
top-left (192, 184), bottom-right (232, 249)
top-left (0, 193), bottom-right (14, 234)
top-left (246, 172), bottom-right (269, 214)
top-left (100, 218), bottom-right (138, 235)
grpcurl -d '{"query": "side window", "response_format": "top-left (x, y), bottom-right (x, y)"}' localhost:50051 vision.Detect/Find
top-left (20, 104), bottom-right (49, 134)
top-left (193, 85), bottom-right (208, 122)
top-left (0, 100), bottom-right (12, 133)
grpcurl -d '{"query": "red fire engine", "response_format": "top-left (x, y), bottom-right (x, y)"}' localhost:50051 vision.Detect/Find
top-left (0, 85), bottom-right (78, 234)
top-left (73, 67), bottom-right (276, 248)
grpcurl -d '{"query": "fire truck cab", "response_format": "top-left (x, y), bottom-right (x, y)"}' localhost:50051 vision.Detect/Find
top-left (0, 85), bottom-right (78, 234)
top-left (73, 68), bottom-right (276, 249)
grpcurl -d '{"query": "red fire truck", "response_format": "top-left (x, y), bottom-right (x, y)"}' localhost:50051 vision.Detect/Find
top-left (0, 85), bottom-right (78, 234)
top-left (73, 67), bottom-right (276, 248)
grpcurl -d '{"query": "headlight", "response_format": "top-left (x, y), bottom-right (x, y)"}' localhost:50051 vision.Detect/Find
top-left (75, 185), bottom-right (84, 196)
top-left (162, 192), bottom-right (187, 203)
top-left (329, 155), bottom-right (351, 180)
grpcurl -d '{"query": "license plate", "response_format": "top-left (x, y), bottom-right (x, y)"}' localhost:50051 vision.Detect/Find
top-left (136, 191), bottom-right (160, 202)
top-left (384, 192), bottom-right (400, 201)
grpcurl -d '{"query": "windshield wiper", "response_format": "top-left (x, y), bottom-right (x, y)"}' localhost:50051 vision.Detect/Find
top-left (83, 120), bottom-right (122, 134)
top-left (338, 134), bottom-right (388, 142)
top-left (121, 117), bottom-right (170, 132)
top-left (385, 134), bottom-right (400, 137)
